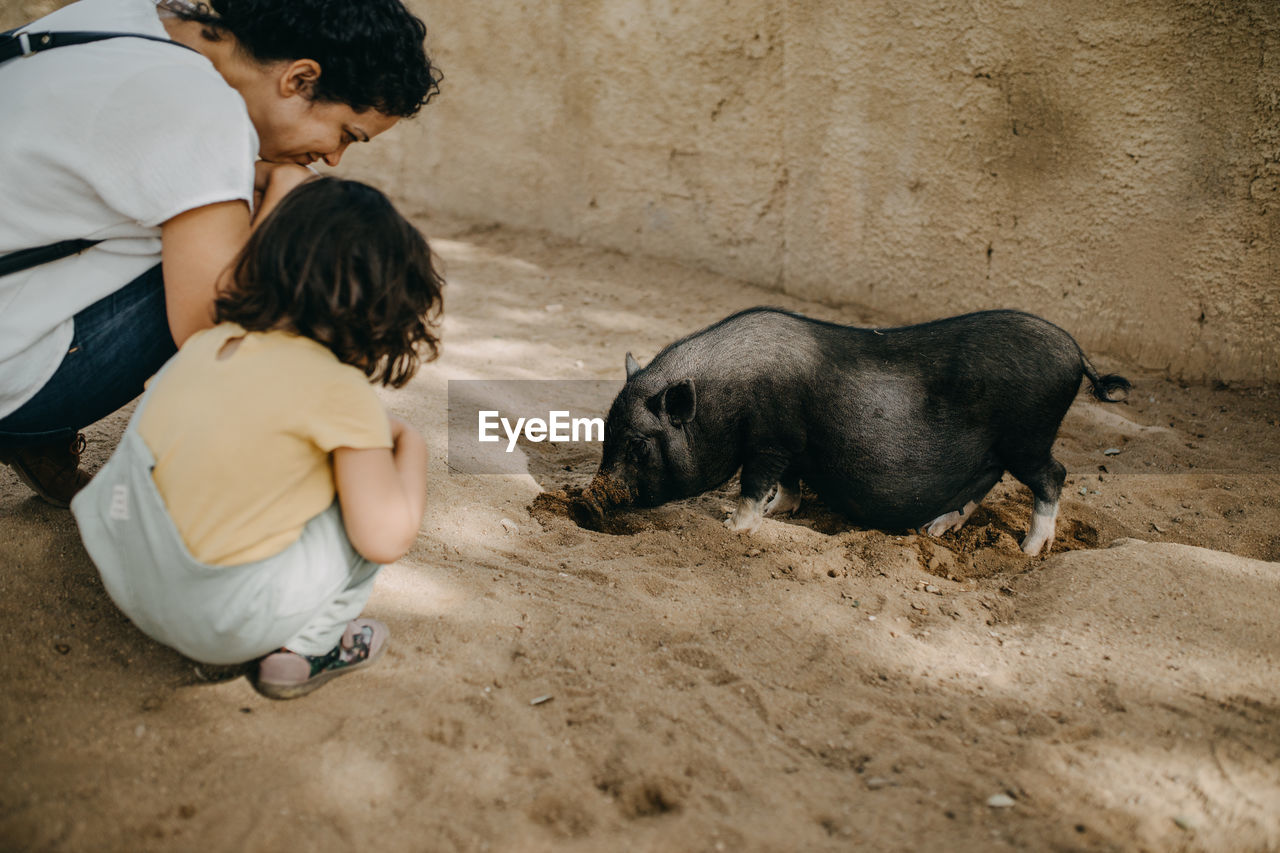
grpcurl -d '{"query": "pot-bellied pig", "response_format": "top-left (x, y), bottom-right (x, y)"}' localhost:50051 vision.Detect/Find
top-left (576, 307), bottom-right (1130, 556)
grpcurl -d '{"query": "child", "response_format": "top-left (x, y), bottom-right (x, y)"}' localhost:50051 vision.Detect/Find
top-left (71, 177), bottom-right (444, 699)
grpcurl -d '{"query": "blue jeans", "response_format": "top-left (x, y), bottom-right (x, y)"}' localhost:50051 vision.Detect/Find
top-left (0, 265), bottom-right (176, 446)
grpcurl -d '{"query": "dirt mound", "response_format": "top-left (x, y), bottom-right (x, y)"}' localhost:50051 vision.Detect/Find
top-left (533, 483), bottom-right (1112, 583)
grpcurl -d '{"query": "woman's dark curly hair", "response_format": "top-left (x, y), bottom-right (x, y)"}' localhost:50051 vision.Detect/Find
top-left (215, 177), bottom-right (443, 388)
top-left (161, 0), bottom-right (440, 117)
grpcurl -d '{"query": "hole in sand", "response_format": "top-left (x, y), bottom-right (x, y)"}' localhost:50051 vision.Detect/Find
top-left (530, 486), bottom-right (668, 535)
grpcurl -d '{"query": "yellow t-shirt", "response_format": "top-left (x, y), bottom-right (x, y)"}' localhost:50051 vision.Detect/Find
top-left (137, 323), bottom-right (393, 566)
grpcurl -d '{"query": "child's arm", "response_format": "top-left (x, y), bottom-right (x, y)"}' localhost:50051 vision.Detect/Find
top-left (332, 414), bottom-right (428, 565)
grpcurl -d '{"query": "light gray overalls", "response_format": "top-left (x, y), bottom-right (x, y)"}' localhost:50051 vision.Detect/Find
top-left (71, 362), bottom-right (382, 665)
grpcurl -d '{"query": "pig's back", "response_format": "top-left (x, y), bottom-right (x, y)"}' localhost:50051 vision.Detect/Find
top-left (643, 307), bottom-right (858, 385)
top-left (647, 307), bottom-right (1081, 377)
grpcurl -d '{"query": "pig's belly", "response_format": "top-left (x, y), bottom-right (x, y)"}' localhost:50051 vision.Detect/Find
top-left (799, 442), bottom-right (1001, 530)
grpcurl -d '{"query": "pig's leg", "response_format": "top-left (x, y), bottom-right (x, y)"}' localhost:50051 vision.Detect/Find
top-left (1022, 501), bottom-right (1059, 556)
top-left (726, 453), bottom-right (790, 533)
top-left (763, 472), bottom-right (802, 517)
top-left (1011, 458), bottom-right (1066, 556)
top-left (920, 467), bottom-right (1003, 536)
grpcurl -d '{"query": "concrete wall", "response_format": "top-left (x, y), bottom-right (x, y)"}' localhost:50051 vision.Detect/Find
top-left (377, 0), bottom-right (1280, 382)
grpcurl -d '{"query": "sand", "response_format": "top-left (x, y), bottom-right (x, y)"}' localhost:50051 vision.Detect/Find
top-left (2, 218), bottom-right (1278, 853)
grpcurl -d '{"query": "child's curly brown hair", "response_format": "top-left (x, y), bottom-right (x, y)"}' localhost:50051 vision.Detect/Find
top-left (215, 177), bottom-right (443, 387)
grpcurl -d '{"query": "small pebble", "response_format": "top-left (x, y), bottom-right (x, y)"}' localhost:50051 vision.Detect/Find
top-left (134, 724), bottom-right (146, 738)
top-left (1173, 815), bottom-right (1197, 831)
top-left (544, 304), bottom-right (564, 313)
top-left (925, 584), bottom-right (940, 594)
top-left (865, 777), bottom-right (891, 790)
top-left (1079, 486), bottom-right (1088, 496)
top-left (986, 794), bottom-right (1016, 808)
top-left (530, 694), bottom-right (554, 706)
top-left (1104, 448), bottom-right (1121, 456)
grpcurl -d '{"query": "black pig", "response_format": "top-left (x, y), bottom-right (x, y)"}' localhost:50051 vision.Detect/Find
top-left (578, 307), bottom-right (1130, 556)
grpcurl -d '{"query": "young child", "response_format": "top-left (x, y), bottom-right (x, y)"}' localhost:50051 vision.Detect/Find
top-left (71, 177), bottom-right (444, 699)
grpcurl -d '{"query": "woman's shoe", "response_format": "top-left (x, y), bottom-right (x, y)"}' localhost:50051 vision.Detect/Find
top-left (0, 433), bottom-right (91, 507)
top-left (255, 619), bottom-right (389, 700)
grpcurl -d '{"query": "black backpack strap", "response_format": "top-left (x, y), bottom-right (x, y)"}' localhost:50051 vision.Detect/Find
top-left (0, 239), bottom-right (102, 278)
top-left (0, 28), bottom-right (198, 276)
top-left (0, 29), bottom-right (196, 63)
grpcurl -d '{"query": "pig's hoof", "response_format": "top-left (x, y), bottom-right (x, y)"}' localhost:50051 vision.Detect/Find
top-left (725, 498), bottom-right (764, 534)
top-left (762, 484), bottom-right (801, 517)
top-left (922, 511), bottom-right (962, 537)
top-left (921, 501), bottom-right (979, 537)
top-left (724, 514), bottom-right (761, 534)
top-left (1019, 530), bottom-right (1055, 556)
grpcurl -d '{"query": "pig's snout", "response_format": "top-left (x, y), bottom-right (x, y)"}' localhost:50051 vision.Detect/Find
top-left (571, 490), bottom-right (607, 530)
top-left (571, 473), bottom-right (633, 530)
top-left (584, 472), bottom-right (634, 510)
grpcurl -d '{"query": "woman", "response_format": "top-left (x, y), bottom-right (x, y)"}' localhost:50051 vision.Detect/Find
top-left (0, 0), bottom-right (440, 505)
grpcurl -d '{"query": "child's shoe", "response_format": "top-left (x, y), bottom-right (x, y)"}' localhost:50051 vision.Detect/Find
top-left (255, 618), bottom-right (389, 700)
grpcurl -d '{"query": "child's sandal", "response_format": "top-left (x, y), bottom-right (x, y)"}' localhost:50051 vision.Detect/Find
top-left (255, 618), bottom-right (389, 700)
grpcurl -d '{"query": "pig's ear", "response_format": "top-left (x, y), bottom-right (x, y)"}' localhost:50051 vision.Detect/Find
top-left (663, 379), bottom-right (697, 425)
top-left (625, 352), bottom-right (642, 379)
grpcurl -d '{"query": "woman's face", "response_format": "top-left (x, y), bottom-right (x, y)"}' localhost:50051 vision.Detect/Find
top-left (246, 60), bottom-right (400, 167)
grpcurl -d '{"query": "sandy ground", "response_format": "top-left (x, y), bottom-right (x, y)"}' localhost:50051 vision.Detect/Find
top-left (2, 218), bottom-right (1278, 853)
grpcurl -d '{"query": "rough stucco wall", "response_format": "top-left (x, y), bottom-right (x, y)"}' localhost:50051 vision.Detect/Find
top-left (370, 0), bottom-right (788, 288)
top-left (779, 0), bottom-right (1280, 380)
top-left (392, 0), bottom-right (1279, 382)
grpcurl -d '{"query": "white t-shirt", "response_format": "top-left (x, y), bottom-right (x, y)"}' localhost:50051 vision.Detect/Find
top-left (0, 0), bottom-right (258, 418)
